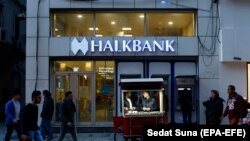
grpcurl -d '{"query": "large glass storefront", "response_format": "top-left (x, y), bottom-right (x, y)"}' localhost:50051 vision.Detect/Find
top-left (52, 61), bottom-right (114, 125)
top-left (50, 10), bottom-right (198, 125)
top-left (52, 11), bottom-right (196, 37)
top-left (52, 60), bottom-right (198, 125)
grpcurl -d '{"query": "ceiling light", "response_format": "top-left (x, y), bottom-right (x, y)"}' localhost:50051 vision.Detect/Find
top-left (124, 34), bottom-right (133, 37)
top-left (77, 15), bottom-right (82, 18)
top-left (89, 27), bottom-right (99, 31)
top-left (139, 15), bottom-right (144, 18)
top-left (85, 62), bottom-right (92, 68)
top-left (122, 27), bottom-right (132, 31)
top-left (168, 21), bottom-right (173, 25)
top-left (60, 63), bottom-right (66, 69)
top-left (73, 67), bottom-right (79, 72)
top-left (96, 34), bottom-right (103, 37)
top-left (55, 28), bottom-right (59, 31)
top-left (111, 21), bottom-right (116, 25)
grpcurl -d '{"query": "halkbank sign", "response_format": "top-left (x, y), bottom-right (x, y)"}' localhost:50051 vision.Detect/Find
top-left (71, 37), bottom-right (176, 56)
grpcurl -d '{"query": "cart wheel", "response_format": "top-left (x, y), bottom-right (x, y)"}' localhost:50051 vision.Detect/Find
top-left (114, 126), bottom-right (123, 141)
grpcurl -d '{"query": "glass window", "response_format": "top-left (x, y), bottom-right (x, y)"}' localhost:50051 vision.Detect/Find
top-left (122, 90), bottom-right (164, 116)
top-left (55, 75), bottom-right (70, 122)
top-left (95, 12), bottom-right (144, 37)
top-left (53, 61), bottom-right (93, 72)
top-left (146, 12), bottom-right (195, 36)
top-left (53, 12), bottom-right (94, 37)
top-left (52, 11), bottom-right (195, 37)
top-left (95, 61), bottom-right (115, 122)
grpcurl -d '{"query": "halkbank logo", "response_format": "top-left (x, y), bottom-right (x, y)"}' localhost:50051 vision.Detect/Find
top-left (71, 37), bottom-right (88, 55)
top-left (71, 37), bottom-right (175, 56)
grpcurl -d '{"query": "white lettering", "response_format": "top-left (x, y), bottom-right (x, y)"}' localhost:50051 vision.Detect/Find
top-left (153, 40), bottom-right (164, 51)
top-left (90, 40), bottom-right (103, 52)
top-left (142, 40), bottom-right (152, 52)
top-left (147, 129), bottom-right (173, 136)
top-left (165, 40), bottom-right (175, 51)
top-left (133, 40), bottom-right (141, 52)
top-left (103, 40), bottom-right (113, 52)
top-left (175, 129), bottom-right (197, 136)
top-left (85, 38), bottom-right (175, 54)
top-left (114, 40), bottom-right (121, 52)
top-left (122, 40), bottom-right (132, 52)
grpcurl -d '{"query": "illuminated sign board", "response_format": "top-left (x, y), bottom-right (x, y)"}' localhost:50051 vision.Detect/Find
top-left (71, 37), bottom-right (176, 56)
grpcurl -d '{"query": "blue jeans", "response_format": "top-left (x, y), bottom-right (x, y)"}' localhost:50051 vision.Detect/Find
top-left (40, 119), bottom-right (53, 140)
top-left (27, 130), bottom-right (43, 141)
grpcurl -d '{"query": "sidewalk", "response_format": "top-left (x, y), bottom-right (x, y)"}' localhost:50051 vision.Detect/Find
top-left (0, 123), bottom-right (124, 141)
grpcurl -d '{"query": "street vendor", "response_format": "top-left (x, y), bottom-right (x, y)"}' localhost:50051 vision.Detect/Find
top-left (124, 92), bottom-right (136, 111)
top-left (141, 91), bottom-right (157, 111)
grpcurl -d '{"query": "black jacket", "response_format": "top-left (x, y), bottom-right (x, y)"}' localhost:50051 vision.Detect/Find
top-left (60, 99), bottom-right (76, 123)
top-left (22, 103), bottom-right (39, 134)
top-left (40, 97), bottom-right (54, 120)
top-left (203, 97), bottom-right (224, 125)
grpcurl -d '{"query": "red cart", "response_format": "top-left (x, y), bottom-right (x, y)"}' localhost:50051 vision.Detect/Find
top-left (113, 78), bottom-right (168, 141)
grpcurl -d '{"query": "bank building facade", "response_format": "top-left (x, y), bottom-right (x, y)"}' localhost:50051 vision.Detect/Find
top-left (26, 0), bottom-right (250, 129)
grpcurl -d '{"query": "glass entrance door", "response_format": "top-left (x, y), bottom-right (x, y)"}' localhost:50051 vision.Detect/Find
top-left (54, 73), bottom-right (94, 125)
top-left (77, 73), bottom-right (94, 125)
top-left (54, 74), bottom-right (71, 123)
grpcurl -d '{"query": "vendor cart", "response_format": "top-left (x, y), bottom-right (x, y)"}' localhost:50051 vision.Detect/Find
top-left (113, 78), bottom-right (168, 141)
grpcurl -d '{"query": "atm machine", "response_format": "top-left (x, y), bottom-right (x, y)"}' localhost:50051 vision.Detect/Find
top-left (174, 75), bottom-right (197, 124)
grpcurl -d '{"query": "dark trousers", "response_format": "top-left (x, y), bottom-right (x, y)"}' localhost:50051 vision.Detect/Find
top-left (40, 118), bottom-right (53, 140)
top-left (5, 122), bottom-right (21, 141)
top-left (182, 111), bottom-right (192, 124)
top-left (58, 123), bottom-right (77, 141)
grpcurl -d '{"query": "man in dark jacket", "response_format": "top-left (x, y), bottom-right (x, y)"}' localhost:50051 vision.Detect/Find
top-left (124, 92), bottom-right (135, 111)
top-left (40, 90), bottom-right (54, 140)
top-left (4, 89), bottom-right (22, 141)
top-left (141, 91), bottom-right (157, 111)
top-left (58, 91), bottom-right (77, 141)
top-left (179, 88), bottom-right (192, 124)
top-left (203, 90), bottom-right (224, 125)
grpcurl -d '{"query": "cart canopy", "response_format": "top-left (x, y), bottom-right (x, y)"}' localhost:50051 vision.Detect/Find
top-left (119, 78), bottom-right (164, 90)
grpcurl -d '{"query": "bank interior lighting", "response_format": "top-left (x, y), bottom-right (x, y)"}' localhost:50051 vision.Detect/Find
top-left (60, 63), bottom-right (66, 69)
top-left (124, 34), bottom-right (133, 37)
top-left (84, 75), bottom-right (87, 80)
top-left (77, 14), bottom-right (83, 18)
top-left (89, 27), bottom-right (99, 30)
top-left (73, 67), bottom-right (79, 72)
top-left (168, 21), bottom-right (173, 25)
top-left (139, 15), bottom-right (144, 18)
top-left (85, 62), bottom-right (92, 70)
top-left (122, 27), bottom-right (132, 31)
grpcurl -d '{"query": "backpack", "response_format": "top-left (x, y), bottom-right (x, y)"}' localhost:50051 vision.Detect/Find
top-left (237, 94), bottom-right (250, 118)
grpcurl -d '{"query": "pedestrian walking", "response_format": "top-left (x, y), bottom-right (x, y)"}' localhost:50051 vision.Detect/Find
top-left (4, 89), bottom-right (22, 141)
top-left (221, 85), bottom-right (246, 125)
top-left (203, 90), bottom-right (224, 125)
top-left (58, 91), bottom-right (77, 141)
top-left (40, 90), bottom-right (54, 141)
top-left (21, 90), bottom-right (43, 141)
